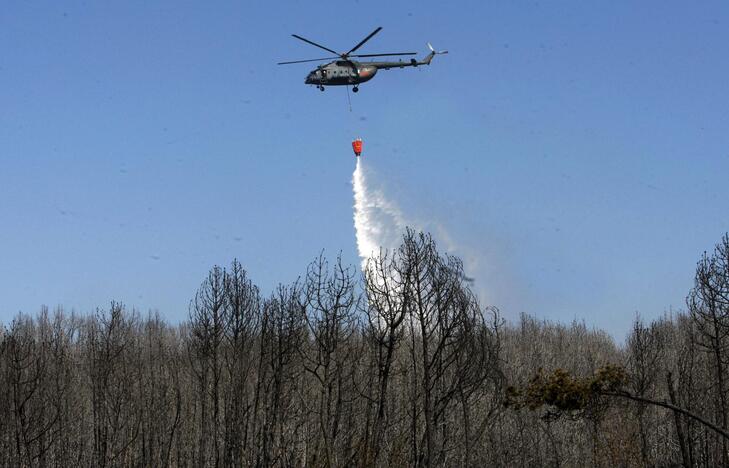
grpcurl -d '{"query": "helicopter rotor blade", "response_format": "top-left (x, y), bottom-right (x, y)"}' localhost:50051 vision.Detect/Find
top-left (277, 56), bottom-right (340, 65)
top-left (291, 34), bottom-right (340, 56)
top-left (350, 52), bottom-right (417, 58)
top-left (345, 26), bottom-right (382, 56)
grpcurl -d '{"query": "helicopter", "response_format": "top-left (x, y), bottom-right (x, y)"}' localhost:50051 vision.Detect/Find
top-left (278, 27), bottom-right (447, 92)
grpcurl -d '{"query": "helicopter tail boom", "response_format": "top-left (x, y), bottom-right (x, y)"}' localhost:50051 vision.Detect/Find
top-left (422, 42), bottom-right (448, 65)
top-left (365, 43), bottom-right (448, 70)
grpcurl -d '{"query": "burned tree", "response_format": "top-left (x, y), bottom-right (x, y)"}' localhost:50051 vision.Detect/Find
top-left (84, 303), bottom-right (142, 467)
top-left (4, 314), bottom-right (62, 467)
top-left (254, 284), bottom-right (306, 466)
top-left (188, 266), bottom-right (227, 467)
top-left (390, 229), bottom-right (500, 467)
top-left (299, 253), bottom-right (359, 466)
top-left (222, 259), bottom-right (260, 466)
top-left (362, 247), bottom-right (411, 466)
top-left (626, 316), bottom-right (665, 465)
top-left (687, 233), bottom-right (729, 464)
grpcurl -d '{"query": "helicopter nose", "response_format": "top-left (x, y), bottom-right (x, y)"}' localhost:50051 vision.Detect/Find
top-left (305, 72), bottom-right (316, 84)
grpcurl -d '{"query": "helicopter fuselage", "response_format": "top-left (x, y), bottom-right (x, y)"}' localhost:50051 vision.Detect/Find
top-left (305, 61), bottom-right (378, 86)
top-left (304, 52), bottom-right (439, 89)
top-left (278, 27), bottom-right (447, 92)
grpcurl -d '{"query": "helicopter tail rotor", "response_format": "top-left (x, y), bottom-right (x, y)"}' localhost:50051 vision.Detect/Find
top-left (427, 42), bottom-right (448, 55)
top-left (422, 43), bottom-right (448, 65)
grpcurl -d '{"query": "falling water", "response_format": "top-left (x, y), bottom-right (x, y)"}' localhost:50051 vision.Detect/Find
top-left (352, 158), bottom-right (408, 270)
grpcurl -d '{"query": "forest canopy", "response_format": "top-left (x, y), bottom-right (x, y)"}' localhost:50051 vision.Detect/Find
top-left (2, 230), bottom-right (729, 467)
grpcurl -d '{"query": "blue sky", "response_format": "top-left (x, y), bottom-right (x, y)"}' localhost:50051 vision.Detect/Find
top-left (2, 1), bottom-right (728, 338)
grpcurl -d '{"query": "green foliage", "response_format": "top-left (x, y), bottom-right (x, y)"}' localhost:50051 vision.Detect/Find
top-left (506, 365), bottom-right (628, 418)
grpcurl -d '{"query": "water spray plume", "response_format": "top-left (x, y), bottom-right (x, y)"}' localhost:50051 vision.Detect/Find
top-left (352, 159), bottom-right (486, 301)
top-left (352, 159), bottom-right (408, 270)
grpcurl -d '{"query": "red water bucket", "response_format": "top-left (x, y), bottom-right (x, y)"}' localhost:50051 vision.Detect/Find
top-left (352, 139), bottom-right (363, 157)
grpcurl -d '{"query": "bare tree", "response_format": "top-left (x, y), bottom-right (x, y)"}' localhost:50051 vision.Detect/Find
top-left (393, 229), bottom-right (491, 467)
top-left (363, 247), bottom-right (411, 466)
top-left (255, 283), bottom-right (306, 467)
top-left (85, 303), bottom-right (142, 467)
top-left (222, 259), bottom-right (260, 466)
top-left (687, 234), bottom-right (729, 464)
top-left (298, 253), bottom-right (359, 467)
top-left (188, 266), bottom-right (227, 467)
top-left (452, 304), bottom-right (503, 467)
top-left (7, 232), bottom-right (729, 467)
top-left (626, 315), bottom-right (665, 465)
top-left (4, 314), bottom-right (61, 466)
top-left (138, 312), bottom-right (182, 467)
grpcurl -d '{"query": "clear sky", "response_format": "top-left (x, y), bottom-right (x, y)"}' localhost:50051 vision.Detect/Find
top-left (2, 0), bottom-right (729, 338)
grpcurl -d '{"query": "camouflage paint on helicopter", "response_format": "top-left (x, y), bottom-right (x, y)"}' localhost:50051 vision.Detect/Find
top-left (279, 27), bottom-right (447, 92)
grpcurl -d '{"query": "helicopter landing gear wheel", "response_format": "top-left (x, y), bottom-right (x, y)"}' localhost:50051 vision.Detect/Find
top-left (319, 85), bottom-right (325, 92)
top-left (352, 86), bottom-right (359, 93)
